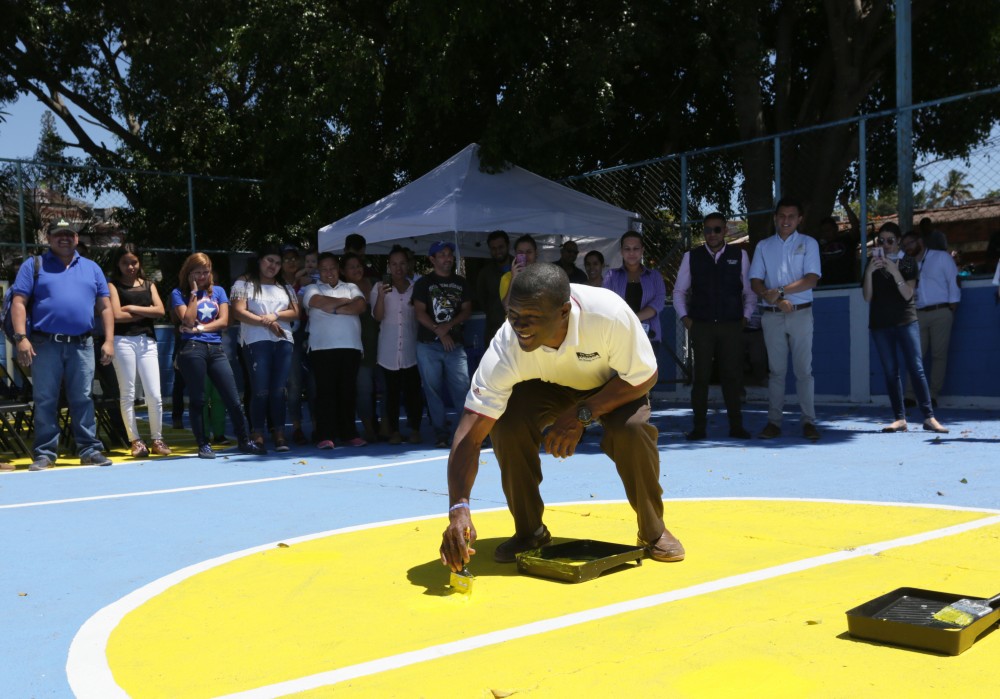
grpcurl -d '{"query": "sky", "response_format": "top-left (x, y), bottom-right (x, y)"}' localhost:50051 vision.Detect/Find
top-left (0, 95), bottom-right (112, 161)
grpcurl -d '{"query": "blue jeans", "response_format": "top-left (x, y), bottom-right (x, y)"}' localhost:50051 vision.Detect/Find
top-left (871, 322), bottom-right (934, 420)
top-left (415, 341), bottom-right (469, 439)
top-left (246, 340), bottom-right (293, 435)
top-left (31, 334), bottom-right (103, 461)
top-left (176, 340), bottom-right (249, 446)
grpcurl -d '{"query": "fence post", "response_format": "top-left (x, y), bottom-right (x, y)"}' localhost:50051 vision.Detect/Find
top-left (680, 154), bottom-right (690, 247)
top-left (895, 0), bottom-right (914, 232)
top-left (859, 118), bottom-right (869, 277)
top-left (187, 175), bottom-right (196, 251)
top-left (773, 135), bottom-right (781, 200)
top-left (16, 160), bottom-right (27, 258)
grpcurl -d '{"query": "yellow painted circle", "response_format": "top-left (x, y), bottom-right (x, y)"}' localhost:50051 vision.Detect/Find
top-left (101, 501), bottom-right (1000, 698)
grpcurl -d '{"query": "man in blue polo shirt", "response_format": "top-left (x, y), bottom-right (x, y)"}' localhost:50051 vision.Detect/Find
top-left (10, 218), bottom-right (115, 470)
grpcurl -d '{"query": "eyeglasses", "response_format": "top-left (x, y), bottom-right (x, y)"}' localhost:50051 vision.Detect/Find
top-left (878, 237), bottom-right (897, 245)
top-left (703, 226), bottom-right (724, 234)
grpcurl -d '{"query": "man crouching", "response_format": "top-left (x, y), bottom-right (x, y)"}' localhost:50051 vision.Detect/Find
top-left (439, 262), bottom-right (684, 571)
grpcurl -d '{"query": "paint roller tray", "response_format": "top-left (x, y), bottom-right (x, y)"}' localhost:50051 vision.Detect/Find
top-left (516, 539), bottom-right (644, 583)
top-left (846, 587), bottom-right (1000, 655)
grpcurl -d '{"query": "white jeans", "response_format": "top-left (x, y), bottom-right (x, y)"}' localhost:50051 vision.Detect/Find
top-left (112, 334), bottom-right (163, 442)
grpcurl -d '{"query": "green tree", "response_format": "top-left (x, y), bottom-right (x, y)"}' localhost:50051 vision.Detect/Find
top-left (929, 169), bottom-right (974, 208)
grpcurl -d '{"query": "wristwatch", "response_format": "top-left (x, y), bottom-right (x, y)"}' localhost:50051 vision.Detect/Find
top-left (577, 404), bottom-right (594, 426)
top-left (12, 332), bottom-right (27, 343)
top-left (777, 286), bottom-right (785, 299)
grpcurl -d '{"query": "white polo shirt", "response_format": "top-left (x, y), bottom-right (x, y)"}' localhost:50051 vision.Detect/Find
top-left (465, 284), bottom-right (658, 420)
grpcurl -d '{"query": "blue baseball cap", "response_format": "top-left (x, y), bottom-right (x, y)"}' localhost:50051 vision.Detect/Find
top-left (428, 240), bottom-right (455, 256)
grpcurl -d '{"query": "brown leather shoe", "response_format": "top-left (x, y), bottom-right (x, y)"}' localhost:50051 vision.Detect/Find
top-left (802, 422), bottom-right (821, 441)
top-left (150, 439), bottom-right (172, 456)
top-left (0, 461), bottom-right (15, 471)
top-left (641, 529), bottom-right (686, 562)
top-left (758, 422), bottom-right (782, 439)
top-left (130, 440), bottom-right (150, 458)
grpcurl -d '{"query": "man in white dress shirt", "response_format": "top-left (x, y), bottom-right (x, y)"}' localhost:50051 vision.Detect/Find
top-left (748, 197), bottom-right (822, 441)
top-left (900, 230), bottom-right (961, 406)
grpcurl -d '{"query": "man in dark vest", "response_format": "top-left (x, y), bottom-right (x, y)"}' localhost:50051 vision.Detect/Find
top-left (672, 212), bottom-right (756, 440)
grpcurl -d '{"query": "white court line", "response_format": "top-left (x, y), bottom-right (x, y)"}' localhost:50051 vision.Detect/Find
top-left (66, 500), bottom-right (1000, 699)
top-left (0, 453), bottom-right (458, 510)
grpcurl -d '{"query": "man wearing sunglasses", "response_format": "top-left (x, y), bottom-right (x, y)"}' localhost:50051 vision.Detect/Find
top-left (749, 197), bottom-right (822, 441)
top-left (673, 213), bottom-right (756, 440)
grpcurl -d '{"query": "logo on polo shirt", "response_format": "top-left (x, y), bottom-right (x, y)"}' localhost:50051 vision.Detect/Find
top-left (576, 351), bottom-right (601, 361)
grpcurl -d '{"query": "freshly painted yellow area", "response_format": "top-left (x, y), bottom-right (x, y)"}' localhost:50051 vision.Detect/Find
top-left (2, 424), bottom-right (201, 469)
top-left (106, 501), bottom-right (998, 698)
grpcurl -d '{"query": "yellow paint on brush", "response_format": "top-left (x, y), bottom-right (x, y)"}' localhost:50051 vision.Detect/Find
top-left (105, 501), bottom-right (999, 698)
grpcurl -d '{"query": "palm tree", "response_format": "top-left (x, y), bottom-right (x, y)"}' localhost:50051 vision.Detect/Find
top-left (929, 169), bottom-right (974, 208)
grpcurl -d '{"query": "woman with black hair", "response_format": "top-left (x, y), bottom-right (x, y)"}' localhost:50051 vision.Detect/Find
top-left (108, 243), bottom-right (171, 458)
top-left (230, 246), bottom-right (299, 451)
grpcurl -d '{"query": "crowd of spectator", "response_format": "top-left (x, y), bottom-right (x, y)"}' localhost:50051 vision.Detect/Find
top-left (2, 203), bottom-right (993, 471)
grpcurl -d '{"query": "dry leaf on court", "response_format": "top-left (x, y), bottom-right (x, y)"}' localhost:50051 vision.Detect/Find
top-left (277, 543), bottom-right (290, 548)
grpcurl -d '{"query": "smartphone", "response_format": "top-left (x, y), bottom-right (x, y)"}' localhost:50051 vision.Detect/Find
top-left (515, 253), bottom-right (526, 266)
top-left (382, 273), bottom-right (392, 286)
top-left (872, 246), bottom-right (883, 260)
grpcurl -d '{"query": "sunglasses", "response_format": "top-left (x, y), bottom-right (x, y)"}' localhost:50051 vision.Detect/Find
top-left (878, 237), bottom-right (897, 245)
top-left (703, 225), bottom-right (724, 234)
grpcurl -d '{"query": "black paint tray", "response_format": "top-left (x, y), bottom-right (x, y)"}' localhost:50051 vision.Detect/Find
top-left (516, 539), bottom-right (644, 583)
top-left (846, 587), bottom-right (1000, 655)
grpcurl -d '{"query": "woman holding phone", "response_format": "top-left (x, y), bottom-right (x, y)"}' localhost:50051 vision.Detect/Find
top-left (863, 222), bottom-right (947, 433)
top-left (171, 253), bottom-right (268, 459)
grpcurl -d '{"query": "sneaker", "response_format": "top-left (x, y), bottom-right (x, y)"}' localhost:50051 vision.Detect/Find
top-left (802, 422), bottom-right (821, 441)
top-left (758, 422), bottom-right (782, 439)
top-left (130, 439), bottom-right (150, 458)
top-left (80, 451), bottom-right (113, 467)
top-left (316, 440), bottom-right (335, 449)
top-left (29, 456), bottom-right (53, 471)
top-left (150, 439), bottom-right (172, 456)
top-left (640, 529), bottom-right (686, 562)
top-left (434, 434), bottom-right (450, 448)
top-left (494, 525), bottom-right (552, 563)
top-left (346, 437), bottom-right (368, 447)
top-left (408, 431), bottom-right (423, 445)
top-left (387, 431), bottom-right (403, 445)
top-left (239, 439), bottom-right (267, 455)
top-left (198, 443), bottom-right (216, 460)
top-left (685, 428), bottom-right (706, 441)
top-left (292, 427), bottom-right (308, 445)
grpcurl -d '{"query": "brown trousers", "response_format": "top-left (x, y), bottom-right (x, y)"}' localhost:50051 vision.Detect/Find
top-left (489, 379), bottom-right (666, 543)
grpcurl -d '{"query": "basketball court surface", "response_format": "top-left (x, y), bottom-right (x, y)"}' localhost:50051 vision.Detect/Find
top-left (3, 402), bottom-right (999, 697)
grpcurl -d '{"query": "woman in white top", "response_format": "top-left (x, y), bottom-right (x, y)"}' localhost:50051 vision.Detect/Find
top-left (230, 246), bottom-right (299, 451)
top-left (302, 253), bottom-right (367, 449)
top-left (372, 246), bottom-right (424, 444)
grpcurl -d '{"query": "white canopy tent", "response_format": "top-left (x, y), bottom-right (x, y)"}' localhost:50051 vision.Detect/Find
top-left (317, 144), bottom-right (638, 266)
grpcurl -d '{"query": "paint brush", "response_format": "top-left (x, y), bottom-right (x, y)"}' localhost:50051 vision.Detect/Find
top-left (932, 591), bottom-right (1000, 627)
top-left (449, 527), bottom-right (475, 595)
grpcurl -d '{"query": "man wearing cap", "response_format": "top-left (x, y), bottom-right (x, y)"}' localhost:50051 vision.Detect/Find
top-left (412, 240), bottom-right (473, 447)
top-left (438, 263), bottom-right (685, 570)
top-left (10, 219), bottom-right (115, 470)
top-left (556, 239), bottom-right (588, 284)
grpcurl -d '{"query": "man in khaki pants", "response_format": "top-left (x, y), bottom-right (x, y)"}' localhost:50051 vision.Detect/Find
top-left (901, 231), bottom-right (960, 407)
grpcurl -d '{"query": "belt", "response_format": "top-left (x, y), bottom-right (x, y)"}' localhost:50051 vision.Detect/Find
top-left (32, 331), bottom-right (92, 344)
top-left (917, 303), bottom-right (951, 312)
top-left (761, 302), bottom-right (812, 313)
